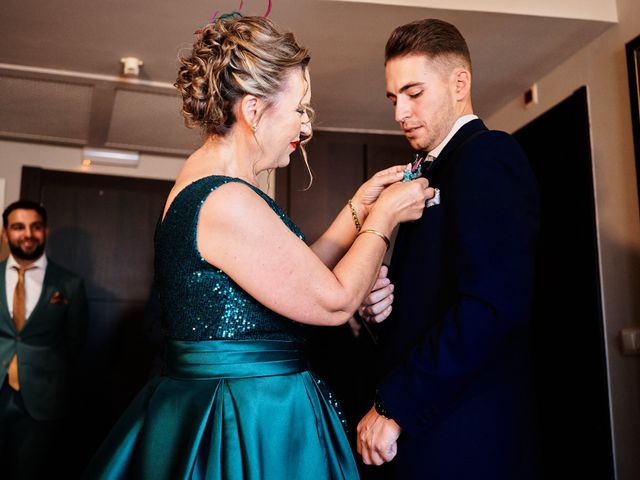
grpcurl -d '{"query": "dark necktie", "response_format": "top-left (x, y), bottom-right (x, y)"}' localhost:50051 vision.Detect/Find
top-left (422, 154), bottom-right (435, 175)
top-left (7, 265), bottom-right (35, 390)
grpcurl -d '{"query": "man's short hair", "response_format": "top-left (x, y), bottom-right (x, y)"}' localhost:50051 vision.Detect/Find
top-left (2, 200), bottom-right (48, 228)
top-left (385, 18), bottom-right (471, 71)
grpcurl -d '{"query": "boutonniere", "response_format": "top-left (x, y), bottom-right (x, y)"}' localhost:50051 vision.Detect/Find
top-left (49, 291), bottom-right (69, 305)
top-left (402, 154), bottom-right (425, 182)
top-left (402, 154), bottom-right (440, 208)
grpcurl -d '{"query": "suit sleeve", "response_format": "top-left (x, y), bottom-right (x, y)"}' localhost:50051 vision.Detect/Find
top-left (377, 132), bottom-right (540, 434)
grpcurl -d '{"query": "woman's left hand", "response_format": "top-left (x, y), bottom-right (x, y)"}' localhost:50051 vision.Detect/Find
top-left (351, 165), bottom-right (407, 214)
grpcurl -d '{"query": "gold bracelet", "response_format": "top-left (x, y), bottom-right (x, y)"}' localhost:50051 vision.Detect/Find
top-left (347, 199), bottom-right (362, 232)
top-left (357, 229), bottom-right (390, 251)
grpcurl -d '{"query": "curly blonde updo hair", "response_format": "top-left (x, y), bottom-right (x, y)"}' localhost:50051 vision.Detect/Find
top-left (175, 16), bottom-right (311, 137)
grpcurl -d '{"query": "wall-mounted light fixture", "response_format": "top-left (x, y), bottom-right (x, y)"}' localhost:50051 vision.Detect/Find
top-left (120, 57), bottom-right (144, 77)
top-left (81, 147), bottom-right (140, 168)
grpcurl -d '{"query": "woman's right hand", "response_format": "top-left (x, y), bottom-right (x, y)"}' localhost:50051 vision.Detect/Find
top-left (351, 165), bottom-right (407, 214)
top-left (372, 177), bottom-right (434, 226)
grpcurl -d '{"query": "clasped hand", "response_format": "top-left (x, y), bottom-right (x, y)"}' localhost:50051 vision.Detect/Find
top-left (357, 406), bottom-right (402, 465)
top-left (359, 265), bottom-right (393, 323)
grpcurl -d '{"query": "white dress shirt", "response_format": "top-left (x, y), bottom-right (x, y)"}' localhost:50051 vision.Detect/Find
top-left (5, 254), bottom-right (48, 321)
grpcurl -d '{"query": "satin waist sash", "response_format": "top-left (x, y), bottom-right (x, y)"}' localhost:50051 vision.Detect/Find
top-left (165, 339), bottom-right (308, 380)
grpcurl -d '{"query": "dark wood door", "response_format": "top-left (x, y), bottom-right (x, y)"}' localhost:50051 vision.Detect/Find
top-left (514, 87), bottom-right (614, 479)
top-left (21, 166), bottom-right (173, 468)
top-left (280, 132), bottom-right (366, 243)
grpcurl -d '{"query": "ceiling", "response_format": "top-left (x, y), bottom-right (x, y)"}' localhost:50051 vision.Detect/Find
top-left (0, 0), bottom-right (614, 157)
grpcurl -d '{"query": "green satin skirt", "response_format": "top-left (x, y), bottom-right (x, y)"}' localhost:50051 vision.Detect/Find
top-left (84, 340), bottom-right (359, 479)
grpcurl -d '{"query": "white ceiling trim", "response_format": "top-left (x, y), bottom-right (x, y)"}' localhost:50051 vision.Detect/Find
top-left (324, 0), bottom-right (618, 22)
top-left (0, 63), bottom-right (176, 92)
top-left (315, 126), bottom-right (403, 135)
top-left (0, 131), bottom-right (85, 145)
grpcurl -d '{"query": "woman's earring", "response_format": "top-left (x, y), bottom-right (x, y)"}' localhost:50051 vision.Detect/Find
top-left (251, 122), bottom-right (258, 132)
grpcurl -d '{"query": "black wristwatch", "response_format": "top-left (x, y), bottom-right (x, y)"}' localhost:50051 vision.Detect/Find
top-left (374, 391), bottom-right (391, 419)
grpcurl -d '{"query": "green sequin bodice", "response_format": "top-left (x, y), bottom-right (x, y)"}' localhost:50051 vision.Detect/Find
top-left (155, 175), bottom-right (305, 342)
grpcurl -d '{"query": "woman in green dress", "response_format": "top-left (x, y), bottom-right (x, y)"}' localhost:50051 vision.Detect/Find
top-left (85, 15), bottom-right (433, 480)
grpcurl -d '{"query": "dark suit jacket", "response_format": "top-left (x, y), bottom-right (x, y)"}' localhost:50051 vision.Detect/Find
top-left (0, 258), bottom-right (88, 421)
top-left (378, 119), bottom-right (540, 479)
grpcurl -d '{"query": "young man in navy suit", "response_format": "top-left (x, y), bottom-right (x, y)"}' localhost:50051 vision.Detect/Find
top-left (0, 200), bottom-right (89, 479)
top-left (357, 19), bottom-right (540, 479)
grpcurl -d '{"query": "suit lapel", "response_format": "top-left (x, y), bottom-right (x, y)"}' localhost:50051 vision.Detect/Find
top-left (0, 261), bottom-right (12, 331)
top-left (25, 263), bottom-right (56, 327)
top-left (426, 119), bottom-right (488, 180)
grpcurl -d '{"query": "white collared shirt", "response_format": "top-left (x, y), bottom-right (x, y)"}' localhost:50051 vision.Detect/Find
top-left (6, 254), bottom-right (48, 320)
top-left (428, 114), bottom-right (479, 160)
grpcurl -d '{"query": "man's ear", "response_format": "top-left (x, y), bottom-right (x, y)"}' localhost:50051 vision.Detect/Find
top-left (451, 68), bottom-right (471, 101)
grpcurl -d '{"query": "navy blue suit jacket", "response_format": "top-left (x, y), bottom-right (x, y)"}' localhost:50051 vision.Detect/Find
top-left (378, 119), bottom-right (540, 479)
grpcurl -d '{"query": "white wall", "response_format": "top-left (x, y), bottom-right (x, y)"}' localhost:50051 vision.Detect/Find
top-left (0, 140), bottom-right (185, 204)
top-left (487, 0), bottom-right (640, 477)
top-left (0, 139), bottom-right (275, 206)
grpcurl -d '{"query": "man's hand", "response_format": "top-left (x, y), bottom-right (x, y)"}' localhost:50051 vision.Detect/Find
top-left (357, 406), bottom-right (402, 465)
top-left (359, 265), bottom-right (394, 324)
